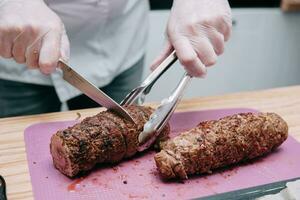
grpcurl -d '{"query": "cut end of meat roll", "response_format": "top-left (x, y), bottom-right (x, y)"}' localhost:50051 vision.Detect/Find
top-left (50, 134), bottom-right (80, 177)
top-left (154, 150), bottom-right (188, 180)
top-left (50, 105), bottom-right (170, 177)
top-left (154, 112), bottom-right (288, 180)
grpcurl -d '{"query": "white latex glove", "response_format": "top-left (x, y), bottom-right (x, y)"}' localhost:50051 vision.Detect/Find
top-left (0, 0), bottom-right (69, 75)
top-left (151, 0), bottom-right (232, 77)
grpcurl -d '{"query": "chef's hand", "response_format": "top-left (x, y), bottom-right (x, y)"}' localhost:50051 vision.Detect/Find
top-left (151, 0), bottom-right (232, 77)
top-left (0, 0), bottom-right (69, 75)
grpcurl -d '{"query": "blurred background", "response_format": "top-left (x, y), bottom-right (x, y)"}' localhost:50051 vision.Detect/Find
top-left (143, 0), bottom-right (300, 102)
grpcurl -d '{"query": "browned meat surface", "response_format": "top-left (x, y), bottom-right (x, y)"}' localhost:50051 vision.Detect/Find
top-left (154, 112), bottom-right (288, 180)
top-left (50, 105), bottom-right (170, 177)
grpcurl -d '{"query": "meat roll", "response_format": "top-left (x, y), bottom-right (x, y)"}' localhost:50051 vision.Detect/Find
top-left (154, 112), bottom-right (288, 179)
top-left (50, 105), bottom-right (170, 177)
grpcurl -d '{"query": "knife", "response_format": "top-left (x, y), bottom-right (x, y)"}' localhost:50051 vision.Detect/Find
top-left (58, 59), bottom-right (135, 123)
top-left (195, 177), bottom-right (300, 200)
top-left (0, 175), bottom-right (7, 200)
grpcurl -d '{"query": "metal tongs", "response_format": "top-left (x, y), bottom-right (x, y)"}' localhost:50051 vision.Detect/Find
top-left (121, 51), bottom-right (192, 151)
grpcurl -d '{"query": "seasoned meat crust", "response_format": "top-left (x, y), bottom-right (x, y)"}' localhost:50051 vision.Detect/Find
top-left (154, 112), bottom-right (288, 180)
top-left (50, 105), bottom-right (170, 177)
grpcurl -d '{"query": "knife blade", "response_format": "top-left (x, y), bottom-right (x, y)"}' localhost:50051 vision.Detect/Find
top-left (58, 59), bottom-right (135, 123)
top-left (195, 177), bottom-right (300, 200)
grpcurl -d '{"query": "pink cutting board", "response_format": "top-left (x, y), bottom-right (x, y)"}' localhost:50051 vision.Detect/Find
top-left (24, 108), bottom-right (300, 200)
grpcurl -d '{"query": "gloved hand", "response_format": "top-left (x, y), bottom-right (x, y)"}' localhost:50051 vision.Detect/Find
top-left (0, 0), bottom-right (69, 75)
top-left (151, 0), bottom-right (232, 77)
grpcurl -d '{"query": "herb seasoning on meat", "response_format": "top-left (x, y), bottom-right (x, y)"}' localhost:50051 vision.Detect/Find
top-left (50, 105), bottom-right (170, 177)
top-left (154, 112), bottom-right (288, 179)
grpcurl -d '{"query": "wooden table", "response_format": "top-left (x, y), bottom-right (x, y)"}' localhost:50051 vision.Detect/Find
top-left (1, 85), bottom-right (300, 200)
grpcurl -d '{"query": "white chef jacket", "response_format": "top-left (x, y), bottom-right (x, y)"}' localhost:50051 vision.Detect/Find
top-left (0, 0), bottom-right (149, 102)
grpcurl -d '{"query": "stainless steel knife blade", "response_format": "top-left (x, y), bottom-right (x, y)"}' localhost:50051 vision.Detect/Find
top-left (58, 59), bottom-right (135, 123)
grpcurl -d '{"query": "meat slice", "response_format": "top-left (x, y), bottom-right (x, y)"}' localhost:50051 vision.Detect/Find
top-left (154, 112), bottom-right (288, 180)
top-left (50, 105), bottom-right (170, 177)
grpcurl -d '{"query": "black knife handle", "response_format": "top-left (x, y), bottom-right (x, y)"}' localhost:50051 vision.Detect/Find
top-left (0, 175), bottom-right (7, 200)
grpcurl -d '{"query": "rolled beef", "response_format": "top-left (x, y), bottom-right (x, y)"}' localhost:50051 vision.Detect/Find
top-left (155, 112), bottom-right (288, 179)
top-left (50, 105), bottom-right (170, 177)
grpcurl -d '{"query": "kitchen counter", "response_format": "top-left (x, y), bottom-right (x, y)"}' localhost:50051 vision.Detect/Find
top-left (1, 85), bottom-right (300, 200)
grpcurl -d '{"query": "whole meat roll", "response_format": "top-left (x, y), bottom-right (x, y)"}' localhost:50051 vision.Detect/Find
top-left (154, 112), bottom-right (288, 180)
top-left (50, 105), bottom-right (170, 177)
